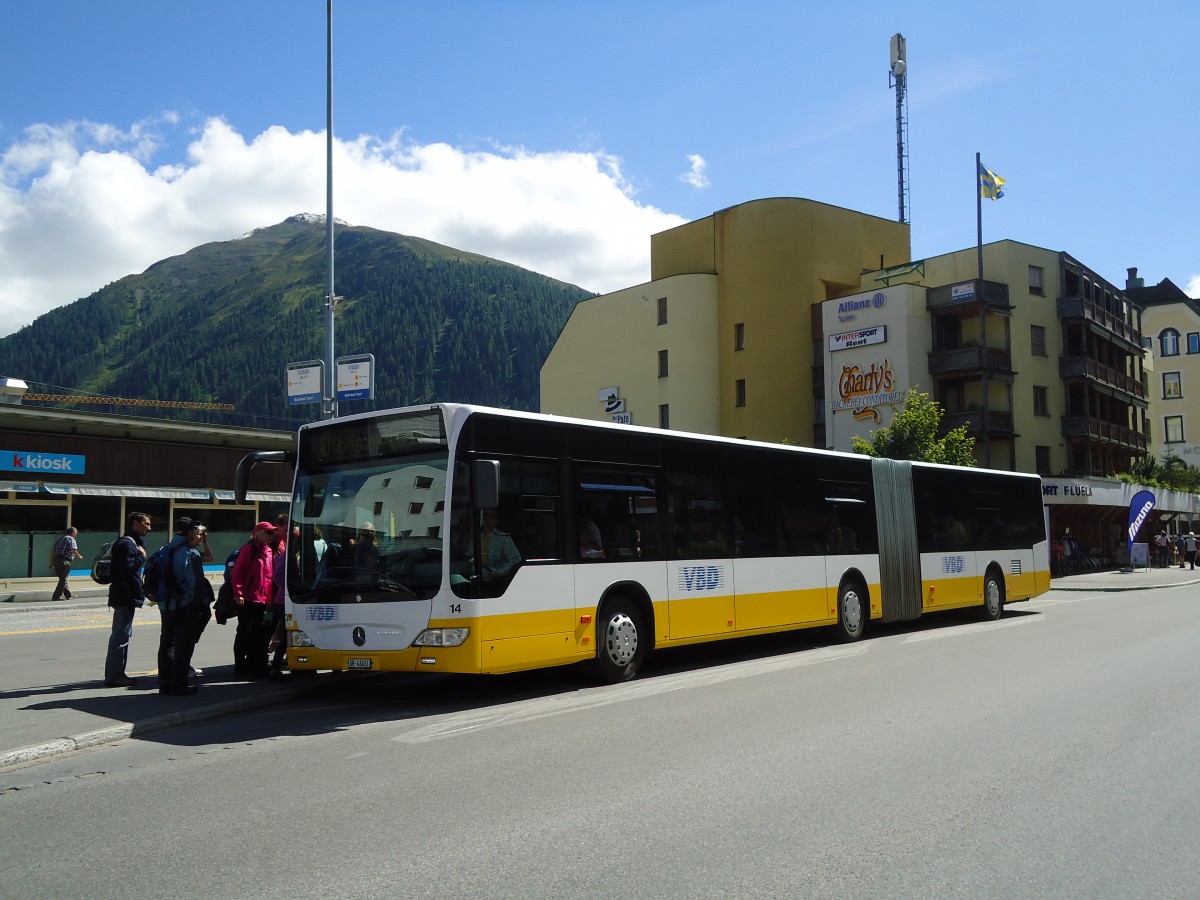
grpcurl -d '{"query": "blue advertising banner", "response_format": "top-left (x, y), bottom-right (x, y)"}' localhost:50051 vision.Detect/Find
top-left (1126, 489), bottom-right (1156, 564)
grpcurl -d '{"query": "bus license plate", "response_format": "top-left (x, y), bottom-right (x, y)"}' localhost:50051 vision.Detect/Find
top-left (347, 658), bottom-right (373, 670)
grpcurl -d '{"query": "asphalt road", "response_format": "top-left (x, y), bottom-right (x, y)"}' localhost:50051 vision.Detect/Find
top-left (4, 583), bottom-right (1200, 898)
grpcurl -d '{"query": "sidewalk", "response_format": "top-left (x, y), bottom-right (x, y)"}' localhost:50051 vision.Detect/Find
top-left (0, 589), bottom-right (341, 771)
top-left (3, 565), bottom-right (1198, 771)
top-left (1049, 563), bottom-right (1200, 592)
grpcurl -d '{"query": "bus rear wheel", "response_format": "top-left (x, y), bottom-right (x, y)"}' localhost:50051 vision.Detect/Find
top-left (834, 580), bottom-right (866, 642)
top-left (982, 571), bottom-right (1005, 621)
top-left (594, 596), bottom-right (646, 683)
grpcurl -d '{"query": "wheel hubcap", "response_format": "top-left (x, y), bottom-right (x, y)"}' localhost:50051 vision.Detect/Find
top-left (842, 589), bottom-right (862, 632)
top-left (986, 580), bottom-right (1000, 615)
top-left (604, 613), bottom-right (638, 665)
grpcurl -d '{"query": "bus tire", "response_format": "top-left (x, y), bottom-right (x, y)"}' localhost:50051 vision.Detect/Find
top-left (982, 570), bottom-right (1005, 621)
top-left (594, 595), bottom-right (646, 683)
top-left (834, 579), bottom-right (867, 642)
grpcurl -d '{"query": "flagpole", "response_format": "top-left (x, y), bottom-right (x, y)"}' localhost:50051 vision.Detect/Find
top-left (975, 152), bottom-right (990, 466)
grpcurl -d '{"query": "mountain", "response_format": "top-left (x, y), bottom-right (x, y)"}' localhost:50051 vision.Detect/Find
top-left (0, 216), bottom-right (594, 429)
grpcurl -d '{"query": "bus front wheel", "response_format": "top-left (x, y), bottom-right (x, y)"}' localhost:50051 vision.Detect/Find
top-left (982, 571), bottom-right (1005, 621)
top-left (834, 581), bottom-right (866, 642)
top-left (594, 596), bottom-right (646, 683)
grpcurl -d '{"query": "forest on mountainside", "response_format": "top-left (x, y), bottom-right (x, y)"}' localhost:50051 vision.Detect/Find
top-left (0, 216), bottom-right (594, 430)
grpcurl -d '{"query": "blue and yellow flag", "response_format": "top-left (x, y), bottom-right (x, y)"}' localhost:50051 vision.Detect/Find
top-left (978, 161), bottom-right (1005, 200)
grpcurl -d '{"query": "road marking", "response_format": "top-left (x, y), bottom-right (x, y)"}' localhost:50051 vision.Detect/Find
top-left (0, 620), bottom-right (157, 636)
top-left (901, 615), bottom-right (1038, 644)
top-left (391, 643), bottom-right (871, 744)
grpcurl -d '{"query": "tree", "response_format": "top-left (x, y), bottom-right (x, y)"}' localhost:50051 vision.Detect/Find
top-left (850, 389), bottom-right (976, 466)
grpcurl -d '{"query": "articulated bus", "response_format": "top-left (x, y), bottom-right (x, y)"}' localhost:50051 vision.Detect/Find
top-left (236, 403), bottom-right (1050, 683)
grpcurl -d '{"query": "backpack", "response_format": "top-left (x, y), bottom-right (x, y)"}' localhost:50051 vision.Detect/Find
top-left (214, 542), bottom-right (252, 625)
top-left (143, 543), bottom-right (183, 604)
top-left (90, 537), bottom-right (119, 585)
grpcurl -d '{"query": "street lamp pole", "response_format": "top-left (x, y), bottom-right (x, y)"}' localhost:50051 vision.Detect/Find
top-left (322, 0), bottom-right (338, 420)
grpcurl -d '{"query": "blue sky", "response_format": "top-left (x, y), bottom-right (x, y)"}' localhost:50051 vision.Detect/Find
top-left (1, 0), bottom-right (1196, 338)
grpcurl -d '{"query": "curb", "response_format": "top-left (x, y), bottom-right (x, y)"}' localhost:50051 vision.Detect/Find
top-left (1050, 576), bottom-right (1200, 593)
top-left (0, 682), bottom-right (315, 771)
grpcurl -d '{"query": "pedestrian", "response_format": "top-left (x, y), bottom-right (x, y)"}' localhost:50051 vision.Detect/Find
top-left (230, 521), bottom-right (276, 679)
top-left (156, 518), bottom-right (209, 696)
top-left (1179, 534), bottom-right (1188, 569)
top-left (1187, 532), bottom-right (1198, 571)
top-left (49, 525), bottom-right (83, 601)
top-left (267, 514), bottom-right (291, 679)
top-left (104, 511), bottom-right (152, 687)
top-left (1154, 530), bottom-right (1170, 568)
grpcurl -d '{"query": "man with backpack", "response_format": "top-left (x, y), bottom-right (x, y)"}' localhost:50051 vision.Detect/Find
top-left (154, 517), bottom-right (211, 696)
top-left (103, 512), bottom-right (152, 687)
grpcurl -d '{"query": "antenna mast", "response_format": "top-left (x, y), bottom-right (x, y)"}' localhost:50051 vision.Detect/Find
top-left (889, 33), bottom-right (910, 225)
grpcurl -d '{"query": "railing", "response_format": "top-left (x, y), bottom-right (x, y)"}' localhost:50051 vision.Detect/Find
top-left (1058, 356), bottom-right (1147, 401)
top-left (928, 345), bottom-right (1014, 377)
top-left (941, 408), bottom-right (1014, 435)
top-left (1060, 415), bottom-right (1148, 452)
top-left (1056, 296), bottom-right (1141, 346)
top-left (926, 279), bottom-right (1011, 313)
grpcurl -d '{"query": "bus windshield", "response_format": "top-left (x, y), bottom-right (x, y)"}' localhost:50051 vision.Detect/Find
top-left (289, 410), bottom-right (449, 603)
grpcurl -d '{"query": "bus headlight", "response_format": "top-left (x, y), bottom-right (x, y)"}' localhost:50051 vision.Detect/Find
top-left (288, 630), bottom-right (314, 648)
top-left (414, 627), bottom-right (470, 647)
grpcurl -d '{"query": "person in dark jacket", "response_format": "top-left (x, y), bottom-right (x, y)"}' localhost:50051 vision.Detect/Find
top-left (104, 511), bottom-right (153, 687)
top-left (156, 517), bottom-right (209, 696)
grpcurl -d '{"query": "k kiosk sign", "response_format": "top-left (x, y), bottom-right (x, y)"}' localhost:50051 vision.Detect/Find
top-left (2, 450), bottom-right (86, 474)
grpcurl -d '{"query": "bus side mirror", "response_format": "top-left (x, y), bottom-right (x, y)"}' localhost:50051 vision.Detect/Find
top-left (235, 450), bottom-right (293, 504)
top-left (472, 459), bottom-right (500, 510)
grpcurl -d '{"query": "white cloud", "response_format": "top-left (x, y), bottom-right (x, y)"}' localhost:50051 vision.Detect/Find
top-left (0, 118), bottom-right (685, 337)
top-left (680, 154), bottom-right (710, 189)
top-left (1188, 274), bottom-right (1200, 299)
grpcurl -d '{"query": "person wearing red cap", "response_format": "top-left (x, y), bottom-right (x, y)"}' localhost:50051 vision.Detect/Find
top-left (229, 521), bottom-right (276, 678)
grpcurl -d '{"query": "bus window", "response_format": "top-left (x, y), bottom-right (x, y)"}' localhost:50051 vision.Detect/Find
top-left (575, 465), bottom-right (659, 561)
top-left (661, 441), bottom-right (729, 560)
top-left (728, 446), bottom-right (774, 557)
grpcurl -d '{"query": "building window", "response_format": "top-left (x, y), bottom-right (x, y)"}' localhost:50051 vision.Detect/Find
top-left (1188, 332), bottom-right (1200, 354)
top-left (373, 501), bottom-right (384, 516)
top-left (1031, 324), bottom-right (1047, 357)
top-left (657, 297), bottom-right (668, 325)
top-left (1033, 385), bottom-right (1049, 416)
top-left (1165, 416), bottom-right (1184, 443)
top-left (413, 475), bottom-right (434, 489)
top-left (1160, 328), bottom-right (1180, 357)
top-left (735, 379), bottom-right (747, 408)
top-left (658, 349), bottom-right (669, 378)
top-left (659, 404), bottom-right (670, 429)
top-left (1163, 372), bottom-right (1182, 399)
top-left (734, 323), bottom-right (745, 351)
top-left (1028, 265), bottom-right (1045, 296)
top-left (408, 502), bottom-right (424, 515)
top-left (1035, 445), bottom-right (1051, 475)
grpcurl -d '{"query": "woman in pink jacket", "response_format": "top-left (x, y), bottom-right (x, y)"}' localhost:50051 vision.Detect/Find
top-left (230, 521), bottom-right (276, 679)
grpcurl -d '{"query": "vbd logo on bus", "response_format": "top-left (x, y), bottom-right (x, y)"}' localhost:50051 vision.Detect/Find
top-left (678, 566), bottom-right (725, 592)
top-left (942, 556), bottom-right (966, 574)
top-left (307, 606), bottom-right (338, 622)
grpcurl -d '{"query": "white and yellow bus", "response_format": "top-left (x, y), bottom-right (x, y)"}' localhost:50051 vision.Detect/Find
top-left (236, 403), bottom-right (1050, 683)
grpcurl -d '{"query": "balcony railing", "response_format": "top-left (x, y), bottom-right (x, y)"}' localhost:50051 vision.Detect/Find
top-left (1056, 296), bottom-right (1142, 347)
top-left (1060, 415), bottom-right (1148, 452)
top-left (941, 408), bottom-right (1014, 435)
top-left (928, 345), bottom-right (1014, 378)
top-left (926, 279), bottom-right (1012, 314)
top-left (1059, 356), bottom-right (1147, 402)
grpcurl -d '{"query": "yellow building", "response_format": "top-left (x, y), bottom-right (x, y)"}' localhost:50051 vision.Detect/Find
top-left (541, 198), bottom-right (1197, 562)
top-left (541, 198), bottom-right (909, 444)
top-left (824, 242), bottom-right (1150, 476)
top-left (1126, 269), bottom-right (1200, 465)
